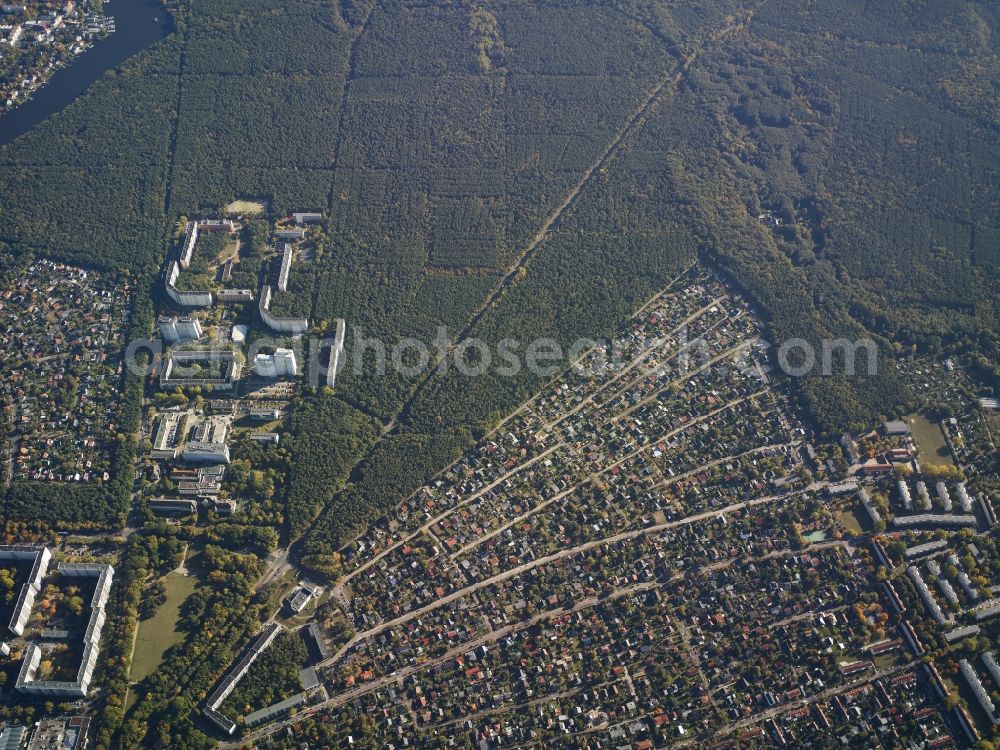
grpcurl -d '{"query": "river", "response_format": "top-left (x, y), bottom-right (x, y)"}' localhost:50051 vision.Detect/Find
top-left (0, 0), bottom-right (173, 147)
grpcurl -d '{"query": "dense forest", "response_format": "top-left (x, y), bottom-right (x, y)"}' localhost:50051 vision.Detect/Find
top-left (284, 391), bottom-right (381, 537)
top-left (298, 0), bottom-right (1000, 562)
top-left (0, 0), bottom-right (995, 544)
top-left (0, 0), bottom-right (994, 745)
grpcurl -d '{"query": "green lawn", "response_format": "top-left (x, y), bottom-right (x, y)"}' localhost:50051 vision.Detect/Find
top-left (837, 508), bottom-right (865, 534)
top-left (130, 572), bottom-right (198, 683)
top-left (225, 199), bottom-right (267, 215)
top-left (907, 413), bottom-right (955, 469)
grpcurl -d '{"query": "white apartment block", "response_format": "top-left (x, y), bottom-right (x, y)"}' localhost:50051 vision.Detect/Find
top-left (254, 348), bottom-right (297, 378)
top-left (158, 315), bottom-right (203, 344)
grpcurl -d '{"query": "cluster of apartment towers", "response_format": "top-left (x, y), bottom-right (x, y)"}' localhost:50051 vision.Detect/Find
top-left (0, 545), bottom-right (113, 698)
top-left (159, 215), bottom-right (344, 387)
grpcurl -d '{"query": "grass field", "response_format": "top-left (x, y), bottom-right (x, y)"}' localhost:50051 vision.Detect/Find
top-left (130, 572), bottom-right (198, 683)
top-left (986, 411), bottom-right (1000, 442)
top-left (838, 508), bottom-right (865, 534)
top-left (217, 238), bottom-right (241, 264)
top-left (907, 413), bottom-right (955, 468)
top-left (225, 199), bottom-right (267, 215)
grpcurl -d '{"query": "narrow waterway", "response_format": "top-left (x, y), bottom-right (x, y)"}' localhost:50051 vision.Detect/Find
top-left (0, 0), bottom-right (173, 147)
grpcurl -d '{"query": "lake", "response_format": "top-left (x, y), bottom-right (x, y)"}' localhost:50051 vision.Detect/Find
top-left (0, 0), bottom-right (173, 147)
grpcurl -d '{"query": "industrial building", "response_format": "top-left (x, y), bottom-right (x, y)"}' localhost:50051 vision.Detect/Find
top-left (149, 498), bottom-right (198, 515)
top-left (176, 464), bottom-right (226, 496)
top-left (0, 725), bottom-right (24, 750)
top-left (25, 717), bottom-right (90, 750)
top-left (151, 411), bottom-right (188, 459)
top-left (182, 442), bottom-right (231, 465)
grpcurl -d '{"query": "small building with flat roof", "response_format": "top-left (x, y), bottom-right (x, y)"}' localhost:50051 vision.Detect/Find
top-left (883, 420), bottom-right (910, 436)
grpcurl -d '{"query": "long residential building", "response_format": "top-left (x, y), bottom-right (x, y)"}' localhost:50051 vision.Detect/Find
top-left (981, 493), bottom-right (998, 527)
top-left (179, 221), bottom-right (198, 269)
top-left (936, 482), bottom-right (952, 512)
top-left (858, 488), bottom-right (881, 526)
top-left (891, 514), bottom-right (977, 530)
top-left (983, 652), bottom-right (1000, 689)
top-left (960, 659), bottom-right (999, 724)
top-left (897, 480), bottom-right (912, 511)
top-left (160, 350), bottom-right (240, 392)
top-left (0, 545), bottom-right (52, 636)
top-left (916, 481), bottom-right (932, 511)
top-left (258, 285), bottom-right (308, 335)
top-left (950, 552), bottom-right (979, 601)
top-left (203, 622), bottom-right (282, 735)
top-left (907, 565), bottom-right (948, 625)
top-left (972, 599), bottom-right (1000, 622)
top-left (180, 219), bottom-right (236, 269)
top-left (16, 563), bottom-right (114, 698)
top-left (945, 625), bottom-right (982, 643)
top-left (276, 243), bottom-right (293, 292)
top-left (936, 577), bottom-right (959, 606)
top-left (904, 540), bottom-right (949, 560)
top-left (165, 261), bottom-right (214, 308)
top-left (899, 621), bottom-right (924, 656)
top-left (312, 317), bottom-right (346, 389)
top-left (956, 482), bottom-right (974, 513)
